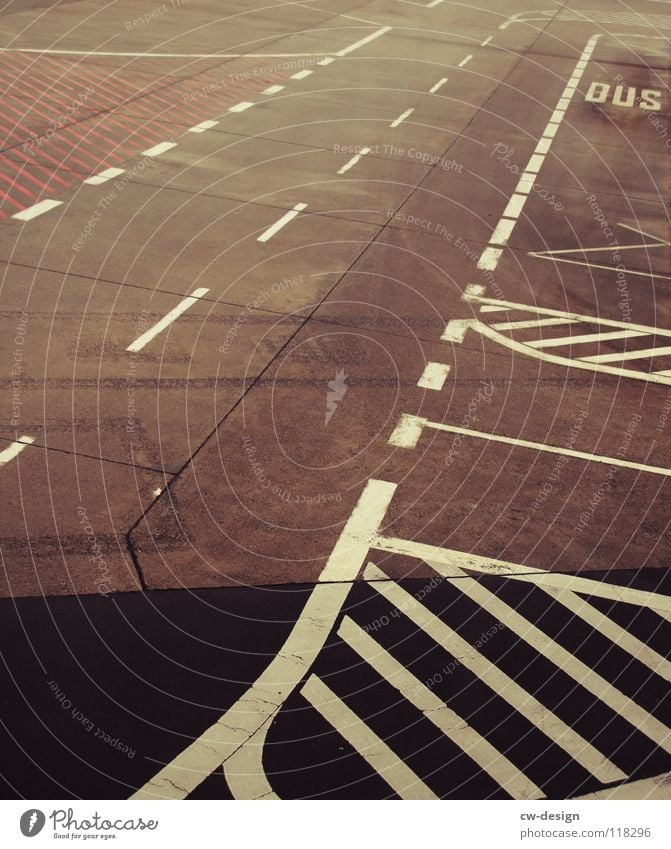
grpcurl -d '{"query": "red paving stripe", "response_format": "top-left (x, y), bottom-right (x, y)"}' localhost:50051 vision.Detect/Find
top-left (0, 181), bottom-right (30, 210)
top-left (0, 166), bottom-right (41, 200)
top-left (2, 155), bottom-right (69, 192)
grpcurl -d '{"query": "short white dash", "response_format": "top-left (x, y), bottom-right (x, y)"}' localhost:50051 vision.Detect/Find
top-left (257, 203), bottom-right (307, 242)
top-left (390, 108), bottom-right (414, 128)
top-left (502, 193), bottom-right (528, 219)
top-left (336, 26), bottom-right (391, 57)
top-left (417, 362), bottom-right (451, 391)
top-left (12, 199), bottom-right (62, 221)
top-left (142, 141), bottom-right (177, 158)
top-left (525, 153), bottom-right (546, 173)
top-left (429, 77), bottom-right (448, 93)
top-left (427, 0), bottom-right (443, 7)
top-left (126, 288), bottom-right (210, 353)
top-left (458, 54), bottom-right (473, 67)
top-left (535, 138), bottom-right (552, 155)
top-left (0, 435), bottom-right (35, 466)
top-left (83, 167), bottom-right (125, 185)
top-left (481, 36), bottom-right (492, 46)
top-left (337, 147), bottom-right (371, 174)
top-left (489, 217), bottom-right (516, 246)
top-left (188, 120), bottom-right (218, 133)
top-left (290, 69), bottom-right (313, 80)
top-left (263, 84), bottom-right (285, 95)
top-left (228, 101), bottom-right (254, 113)
top-left (317, 57), bottom-right (336, 66)
top-left (477, 246), bottom-right (503, 270)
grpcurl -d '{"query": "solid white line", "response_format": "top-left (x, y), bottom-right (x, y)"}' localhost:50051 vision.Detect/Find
top-left (449, 577), bottom-right (671, 755)
top-left (458, 54), bottom-right (473, 67)
top-left (527, 329), bottom-right (649, 349)
top-left (337, 147), bottom-right (371, 174)
top-left (338, 616), bottom-right (545, 799)
top-left (263, 84), bottom-right (285, 95)
top-left (290, 69), bottom-right (313, 80)
top-left (582, 345), bottom-right (671, 364)
top-left (481, 36), bottom-right (492, 46)
top-left (365, 565), bottom-right (625, 784)
top-left (188, 120), bottom-right (218, 133)
top-left (83, 167), bottom-right (125, 185)
top-left (491, 318), bottom-right (579, 331)
top-left (12, 199), bottom-right (62, 221)
top-left (429, 77), bottom-right (448, 93)
top-left (141, 141), bottom-right (176, 157)
top-left (417, 362), bottom-right (451, 390)
top-left (228, 101), bottom-right (254, 113)
top-left (257, 203), bottom-right (307, 242)
top-left (301, 674), bottom-right (438, 799)
top-left (336, 26), bottom-right (392, 57)
top-left (126, 288), bottom-right (209, 353)
top-left (390, 108), bottom-right (414, 127)
top-left (0, 436), bottom-right (35, 466)
top-left (480, 305), bottom-right (511, 313)
top-left (388, 412), bottom-right (671, 477)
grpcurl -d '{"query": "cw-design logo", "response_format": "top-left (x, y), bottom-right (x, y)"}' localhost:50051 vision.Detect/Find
top-left (20, 810), bottom-right (45, 837)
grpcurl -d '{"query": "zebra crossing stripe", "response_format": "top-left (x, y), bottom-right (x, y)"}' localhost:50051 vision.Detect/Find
top-left (338, 616), bottom-right (546, 799)
top-left (428, 565), bottom-right (671, 756)
top-left (364, 564), bottom-right (626, 784)
top-left (300, 674), bottom-right (439, 800)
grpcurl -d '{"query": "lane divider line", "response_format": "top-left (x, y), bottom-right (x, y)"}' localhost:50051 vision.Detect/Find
top-left (228, 101), bottom-right (255, 113)
top-left (141, 141), bottom-right (177, 158)
top-left (458, 54), bottom-right (473, 67)
top-left (336, 26), bottom-right (392, 57)
top-left (262, 84), bottom-right (285, 95)
top-left (257, 203), bottom-right (307, 242)
top-left (0, 435), bottom-right (35, 466)
top-left (12, 198), bottom-right (62, 221)
top-left (187, 120), bottom-right (219, 133)
top-left (390, 108), bottom-right (414, 127)
top-left (477, 34), bottom-right (601, 272)
top-left (337, 147), bottom-right (371, 174)
top-left (83, 167), bottom-right (125, 185)
top-left (481, 36), bottom-right (492, 46)
top-left (429, 77), bottom-right (448, 93)
top-left (126, 288), bottom-right (210, 353)
top-left (290, 69), bottom-right (313, 80)
top-left (317, 57), bottom-right (336, 66)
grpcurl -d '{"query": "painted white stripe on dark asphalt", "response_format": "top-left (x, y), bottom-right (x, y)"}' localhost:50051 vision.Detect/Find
top-left (228, 101), bottom-right (254, 113)
top-left (141, 141), bottom-right (177, 157)
top-left (458, 54), bottom-right (473, 67)
top-left (429, 77), bottom-right (448, 93)
top-left (527, 329), bottom-right (649, 348)
top-left (257, 203), bottom-right (307, 242)
top-left (481, 36), bottom-right (492, 46)
top-left (337, 147), bottom-right (371, 174)
top-left (338, 616), bottom-right (545, 799)
top-left (0, 436), bottom-right (35, 466)
top-left (126, 288), bottom-right (209, 353)
top-left (491, 317), bottom-right (579, 331)
top-left (188, 120), bottom-right (219, 133)
top-left (290, 69), bottom-right (313, 80)
top-left (365, 564), bottom-right (626, 784)
top-left (263, 84), bottom-right (285, 95)
top-left (416, 361), bottom-right (451, 390)
top-left (582, 345), bottom-right (671, 364)
top-left (317, 57), bottom-right (336, 65)
top-left (83, 167), bottom-right (125, 185)
top-left (301, 674), bottom-right (439, 800)
top-left (12, 199), bottom-right (62, 221)
top-left (336, 26), bottom-right (392, 57)
top-left (390, 108), bottom-right (414, 127)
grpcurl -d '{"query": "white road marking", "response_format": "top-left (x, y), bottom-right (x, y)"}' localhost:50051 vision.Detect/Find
top-left (338, 616), bottom-right (545, 799)
top-left (582, 345), bottom-right (671, 364)
top-left (427, 0), bottom-right (443, 7)
top-left (12, 199), bottom-right (62, 221)
top-left (339, 146), bottom-right (373, 175)
top-left (477, 34), bottom-right (600, 270)
top-left (336, 26), bottom-right (392, 57)
top-left (365, 564), bottom-right (626, 784)
top-left (390, 108), bottom-right (414, 127)
top-left (416, 362), bottom-right (451, 390)
top-left (262, 84), bottom-right (285, 95)
top-left (141, 141), bottom-right (177, 158)
top-left (388, 412), bottom-right (671, 478)
top-left (429, 77), bottom-right (448, 93)
top-left (290, 69), bottom-right (313, 80)
top-left (574, 773), bottom-right (671, 800)
top-left (83, 167), bottom-right (125, 185)
top-left (491, 317), bottom-right (579, 331)
top-left (0, 436), bottom-right (35, 466)
top-left (526, 329), bottom-right (649, 349)
top-left (317, 57), bottom-right (336, 66)
top-left (126, 288), bottom-right (209, 353)
top-left (458, 54), bottom-right (473, 67)
top-left (481, 36), bottom-right (492, 46)
top-left (228, 101), bottom-right (255, 113)
top-left (257, 203), bottom-right (307, 242)
top-left (337, 147), bottom-right (371, 174)
top-left (188, 120), bottom-right (219, 133)
top-left (301, 674), bottom-right (438, 800)
top-left (442, 575), bottom-right (671, 755)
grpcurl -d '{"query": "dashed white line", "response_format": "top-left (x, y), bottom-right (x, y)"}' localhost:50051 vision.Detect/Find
top-left (336, 26), bottom-right (392, 57)
top-left (12, 199), bottom-right (63, 221)
top-left (83, 167), bottom-right (125, 185)
top-left (417, 362), bottom-right (451, 390)
top-left (337, 147), bottom-right (371, 174)
top-left (126, 288), bottom-right (210, 353)
top-left (257, 203), bottom-right (307, 242)
top-left (188, 120), bottom-right (219, 133)
top-left (0, 436), bottom-right (35, 466)
top-left (390, 108), bottom-right (414, 127)
top-left (429, 77), bottom-right (448, 93)
top-left (477, 34), bottom-right (601, 272)
top-left (458, 54), bottom-right (473, 67)
top-left (262, 84), bottom-right (285, 95)
top-left (481, 36), bottom-right (492, 46)
top-left (427, 0), bottom-right (443, 7)
top-left (290, 68), bottom-right (313, 80)
top-left (317, 57), bottom-right (336, 66)
top-left (141, 141), bottom-right (177, 158)
top-left (228, 101), bottom-right (254, 113)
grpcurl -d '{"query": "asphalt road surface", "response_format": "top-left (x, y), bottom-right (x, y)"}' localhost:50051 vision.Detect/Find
top-left (1, 0), bottom-right (670, 801)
